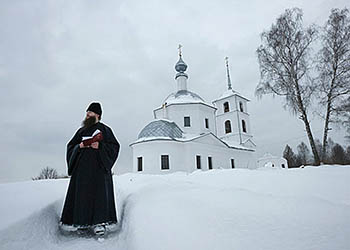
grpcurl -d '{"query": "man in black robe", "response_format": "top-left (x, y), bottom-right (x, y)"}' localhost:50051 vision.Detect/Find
top-left (60, 102), bottom-right (120, 236)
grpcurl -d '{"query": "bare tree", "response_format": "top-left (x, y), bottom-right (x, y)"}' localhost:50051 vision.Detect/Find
top-left (324, 137), bottom-right (335, 163)
top-left (317, 8), bottom-right (350, 162)
top-left (331, 143), bottom-right (347, 164)
top-left (333, 100), bottom-right (350, 142)
top-left (283, 144), bottom-right (297, 167)
top-left (256, 8), bottom-right (320, 165)
top-left (345, 146), bottom-right (350, 164)
top-left (297, 142), bottom-right (310, 165)
top-left (32, 166), bottom-right (58, 180)
top-left (314, 139), bottom-right (324, 162)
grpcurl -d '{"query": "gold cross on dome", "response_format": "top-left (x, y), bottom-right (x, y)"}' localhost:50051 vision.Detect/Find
top-left (178, 44), bottom-right (183, 57)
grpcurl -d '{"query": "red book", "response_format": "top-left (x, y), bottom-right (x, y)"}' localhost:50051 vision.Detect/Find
top-left (82, 129), bottom-right (103, 146)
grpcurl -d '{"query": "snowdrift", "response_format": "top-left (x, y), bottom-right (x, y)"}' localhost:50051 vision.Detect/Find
top-left (0, 165), bottom-right (349, 250)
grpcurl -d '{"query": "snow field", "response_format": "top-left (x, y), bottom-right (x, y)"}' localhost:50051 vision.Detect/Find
top-left (0, 165), bottom-right (349, 250)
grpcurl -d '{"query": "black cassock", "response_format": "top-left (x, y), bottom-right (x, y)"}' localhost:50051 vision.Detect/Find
top-left (60, 122), bottom-right (120, 227)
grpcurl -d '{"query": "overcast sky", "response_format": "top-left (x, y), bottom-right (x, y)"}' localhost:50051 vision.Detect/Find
top-left (0, 0), bottom-right (348, 183)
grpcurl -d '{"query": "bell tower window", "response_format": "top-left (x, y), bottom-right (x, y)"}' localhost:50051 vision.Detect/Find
top-left (239, 102), bottom-right (244, 112)
top-left (223, 102), bottom-right (230, 113)
top-left (225, 120), bottom-right (232, 134)
top-left (242, 120), bottom-right (247, 133)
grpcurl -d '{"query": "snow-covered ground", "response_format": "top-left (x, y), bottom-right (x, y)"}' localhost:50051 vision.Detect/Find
top-left (0, 165), bottom-right (349, 250)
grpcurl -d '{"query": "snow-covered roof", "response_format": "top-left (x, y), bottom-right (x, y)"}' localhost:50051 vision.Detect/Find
top-left (258, 153), bottom-right (285, 161)
top-left (137, 119), bottom-right (183, 140)
top-left (212, 89), bottom-right (250, 103)
top-left (163, 90), bottom-right (214, 107)
top-left (221, 138), bottom-right (256, 151)
top-left (132, 129), bottom-right (255, 152)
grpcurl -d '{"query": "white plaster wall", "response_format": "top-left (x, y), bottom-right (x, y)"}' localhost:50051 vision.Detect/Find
top-left (215, 113), bottom-right (240, 139)
top-left (184, 141), bottom-right (257, 171)
top-left (154, 103), bottom-right (216, 135)
top-left (132, 140), bottom-right (187, 174)
top-left (257, 158), bottom-right (288, 168)
top-left (214, 95), bottom-right (253, 142)
top-left (132, 139), bottom-right (257, 174)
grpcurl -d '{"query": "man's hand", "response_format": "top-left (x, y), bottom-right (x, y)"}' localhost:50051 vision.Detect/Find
top-left (79, 142), bottom-right (86, 148)
top-left (91, 142), bottom-right (99, 149)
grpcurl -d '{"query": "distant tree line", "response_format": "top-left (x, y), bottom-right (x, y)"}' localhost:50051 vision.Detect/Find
top-left (32, 166), bottom-right (68, 180)
top-left (283, 138), bottom-right (350, 168)
top-left (32, 166), bottom-right (116, 180)
top-left (256, 7), bottom-right (350, 166)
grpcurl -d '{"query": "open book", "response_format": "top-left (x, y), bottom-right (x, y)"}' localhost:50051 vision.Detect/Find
top-left (82, 129), bottom-right (103, 146)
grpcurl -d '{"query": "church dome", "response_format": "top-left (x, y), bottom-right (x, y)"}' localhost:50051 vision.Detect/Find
top-left (164, 90), bottom-right (206, 104)
top-left (175, 56), bottom-right (187, 73)
top-left (138, 119), bottom-right (183, 139)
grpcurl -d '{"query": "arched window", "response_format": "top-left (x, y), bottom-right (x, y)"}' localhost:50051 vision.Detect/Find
top-left (239, 102), bottom-right (244, 112)
top-left (242, 120), bottom-right (247, 133)
top-left (223, 102), bottom-right (230, 113)
top-left (225, 120), bottom-right (232, 134)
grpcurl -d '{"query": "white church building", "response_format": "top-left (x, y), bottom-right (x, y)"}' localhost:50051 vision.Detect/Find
top-left (130, 49), bottom-right (257, 174)
top-left (257, 153), bottom-right (288, 169)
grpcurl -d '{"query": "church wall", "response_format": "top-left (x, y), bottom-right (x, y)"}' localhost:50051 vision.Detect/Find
top-left (235, 96), bottom-right (249, 113)
top-left (215, 113), bottom-right (240, 139)
top-left (214, 95), bottom-right (253, 142)
top-left (132, 140), bottom-right (187, 174)
top-left (154, 104), bottom-right (216, 135)
top-left (132, 140), bottom-right (257, 174)
top-left (184, 142), bottom-right (257, 171)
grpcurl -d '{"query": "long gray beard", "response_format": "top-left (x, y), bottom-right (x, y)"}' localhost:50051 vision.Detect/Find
top-left (82, 116), bottom-right (96, 129)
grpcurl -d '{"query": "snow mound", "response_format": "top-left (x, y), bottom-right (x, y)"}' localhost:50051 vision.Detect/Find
top-left (0, 165), bottom-right (350, 250)
top-left (0, 198), bottom-right (128, 250)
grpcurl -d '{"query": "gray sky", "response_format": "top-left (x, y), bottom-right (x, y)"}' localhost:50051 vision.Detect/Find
top-left (0, 0), bottom-right (348, 183)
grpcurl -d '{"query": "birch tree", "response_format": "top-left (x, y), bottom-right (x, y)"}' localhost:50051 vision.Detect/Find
top-left (256, 8), bottom-right (320, 165)
top-left (317, 8), bottom-right (350, 161)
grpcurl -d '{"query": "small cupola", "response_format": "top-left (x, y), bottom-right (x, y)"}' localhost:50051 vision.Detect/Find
top-left (174, 44), bottom-right (188, 91)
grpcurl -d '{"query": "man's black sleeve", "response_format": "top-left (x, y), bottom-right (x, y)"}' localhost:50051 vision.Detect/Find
top-left (98, 126), bottom-right (120, 173)
top-left (66, 128), bottom-right (82, 176)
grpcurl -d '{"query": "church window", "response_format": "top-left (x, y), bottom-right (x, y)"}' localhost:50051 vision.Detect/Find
top-left (205, 118), bottom-right (209, 129)
top-left (223, 102), bottom-right (230, 113)
top-left (184, 116), bottom-right (191, 127)
top-left (231, 159), bottom-right (235, 169)
top-left (242, 120), bottom-right (247, 133)
top-left (208, 157), bottom-right (213, 170)
top-left (137, 157), bottom-right (143, 172)
top-left (161, 155), bottom-right (170, 170)
top-left (225, 120), bottom-right (232, 134)
top-left (239, 102), bottom-right (244, 112)
top-left (196, 155), bottom-right (201, 169)
top-left (282, 164), bottom-right (285, 168)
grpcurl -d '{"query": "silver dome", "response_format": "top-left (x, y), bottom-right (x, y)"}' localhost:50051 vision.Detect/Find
top-left (175, 56), bottom-right (188, 73)
top-left (138, 120), bottom-right (183, 139)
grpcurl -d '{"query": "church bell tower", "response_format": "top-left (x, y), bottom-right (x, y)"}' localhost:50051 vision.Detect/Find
top-left (212, 57), bottom-right (254, 148)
